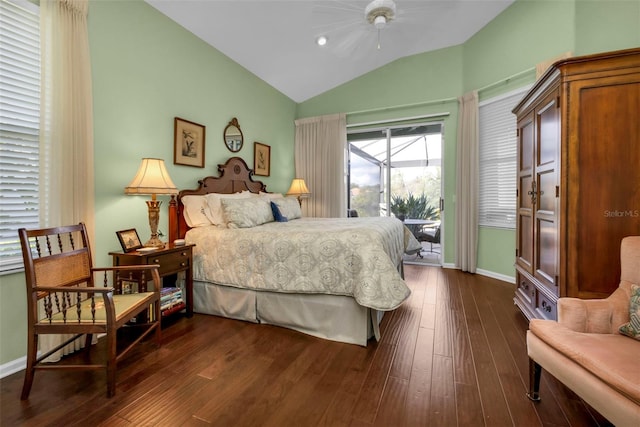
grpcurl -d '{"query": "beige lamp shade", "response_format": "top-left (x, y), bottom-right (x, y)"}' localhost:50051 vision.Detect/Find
top-left (125, 158), bottom-right (177, 248)
top-left (286, 178), bottom-right (310, 206)
top-left (286, 178), bottom-right (310, 197)
top-left (125, 158), bottom-right (178, 195)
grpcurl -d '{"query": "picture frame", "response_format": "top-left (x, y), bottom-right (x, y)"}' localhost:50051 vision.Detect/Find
top-left (116, 228), bottom-right (143, 252)
top-left (254, 142), bottom-right (271, 176)
top-left (174, 117), bottom-right (206, 168)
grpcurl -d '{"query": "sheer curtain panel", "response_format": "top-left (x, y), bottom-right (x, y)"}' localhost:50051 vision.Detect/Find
top-left (455, 91), bottom-right (478, 273)
top-left (294, 113), bottom-right (346, 218)
top-left (39, 0), bottom-right (95, 361)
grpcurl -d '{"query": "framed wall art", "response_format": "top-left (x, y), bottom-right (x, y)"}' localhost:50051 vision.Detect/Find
top-left (254, 142), bottom-right (270, 176)
top-left (174, 117), bottom-right (205, 168)
top-left (116, 228), bottom-right (143, 252)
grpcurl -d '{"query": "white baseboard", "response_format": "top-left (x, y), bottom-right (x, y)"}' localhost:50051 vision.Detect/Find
top-left (442, 263), bottom-right (515, 284)
top-left (0, 356), bottom-right (26, 379)
top-left (476, 268), bottom-right (515, 284)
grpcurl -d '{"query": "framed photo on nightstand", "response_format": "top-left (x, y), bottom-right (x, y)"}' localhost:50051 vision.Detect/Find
top-left (116, 228), bottom-right (143, 252)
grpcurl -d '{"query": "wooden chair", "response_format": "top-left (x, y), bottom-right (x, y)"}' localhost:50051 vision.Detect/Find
top-left (18, 223), bottom-right (162, 400)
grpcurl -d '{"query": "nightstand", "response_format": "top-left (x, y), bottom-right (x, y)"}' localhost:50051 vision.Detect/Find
top-left (109, 243), bottom-right (194, 318)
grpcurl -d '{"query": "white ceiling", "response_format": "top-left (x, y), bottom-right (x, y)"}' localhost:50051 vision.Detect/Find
top-left (145, 0), bottom-right (515, 103)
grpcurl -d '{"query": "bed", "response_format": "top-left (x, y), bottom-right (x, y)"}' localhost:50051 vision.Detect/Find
top-left (168, 157), bottom-right (414, 346)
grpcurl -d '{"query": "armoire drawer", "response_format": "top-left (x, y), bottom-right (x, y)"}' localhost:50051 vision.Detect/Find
top-left (536, 291), bottom-right (557, 320)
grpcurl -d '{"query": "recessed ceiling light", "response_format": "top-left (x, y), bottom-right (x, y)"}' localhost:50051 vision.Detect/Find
top-left (316, 36), bottom-right (328, 46)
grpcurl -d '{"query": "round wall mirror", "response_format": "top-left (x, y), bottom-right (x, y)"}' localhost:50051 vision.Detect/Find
top-left (223, 117), bottom-right (243, 152)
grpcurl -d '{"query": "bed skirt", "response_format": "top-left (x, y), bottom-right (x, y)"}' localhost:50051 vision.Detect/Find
top-left (192, 280), bottom-right (384, 346)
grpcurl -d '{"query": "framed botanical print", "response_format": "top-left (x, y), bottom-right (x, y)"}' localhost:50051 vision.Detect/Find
top-left (254, 142), bottom-right (270, 176)
top-left (174, 117), bottom-right (205, 168)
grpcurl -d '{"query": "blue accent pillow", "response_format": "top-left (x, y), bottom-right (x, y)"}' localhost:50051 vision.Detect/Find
top-left (270, 201), bottom-right (288, 222)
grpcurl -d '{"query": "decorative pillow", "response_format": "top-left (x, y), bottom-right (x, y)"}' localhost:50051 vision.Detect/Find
top-left (619, 284), bottom-right (640, 340)
top-left (204, 191), bottom-right (252, 226)
top-left (221, 197), bottom-right (274, 228)
top-left (180, 195), bottom-right (212, 227)
top-left (260, 192), bottom-right (284, 200)
top-left (270, 201), bottom-right (288, 222)
top-left (275, 197), bottom-right (302, 220)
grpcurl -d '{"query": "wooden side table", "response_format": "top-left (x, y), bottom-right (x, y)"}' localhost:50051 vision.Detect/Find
top-left (109, 243), bottom-right (194, 318)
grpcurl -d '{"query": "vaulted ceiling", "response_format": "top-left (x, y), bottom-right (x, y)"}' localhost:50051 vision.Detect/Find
top-left (146, 1), bottom-right (515, 102)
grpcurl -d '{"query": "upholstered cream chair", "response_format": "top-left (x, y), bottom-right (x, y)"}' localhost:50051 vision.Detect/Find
top-left (526, 236), bottom-right (640, 426)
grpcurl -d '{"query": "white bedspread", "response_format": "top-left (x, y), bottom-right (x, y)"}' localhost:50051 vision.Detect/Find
top-left (185, 217), bottom-right (412, 311)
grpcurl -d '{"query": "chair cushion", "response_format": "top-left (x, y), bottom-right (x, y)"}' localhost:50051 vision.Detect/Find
top-left (530, 319), bottom-right (640, 403)
top-left (42, 293), bottom-right (156, 323)
top-left (619, 284), bottom-right (640, 340)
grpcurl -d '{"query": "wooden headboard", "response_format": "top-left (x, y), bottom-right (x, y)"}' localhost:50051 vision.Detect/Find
top-left (168, 157), bottom-right (267, 241)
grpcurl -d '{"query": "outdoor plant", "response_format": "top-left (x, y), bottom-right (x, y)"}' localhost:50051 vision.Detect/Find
top-left (390, 193), bottom-right (439, 220)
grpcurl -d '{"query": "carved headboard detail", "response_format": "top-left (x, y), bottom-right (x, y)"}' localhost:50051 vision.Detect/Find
top-left (168, 157), bottom-right (267, 241)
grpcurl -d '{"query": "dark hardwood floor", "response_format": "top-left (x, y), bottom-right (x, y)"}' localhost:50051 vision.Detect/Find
top-left (1, 265), bottom-right (611, 426)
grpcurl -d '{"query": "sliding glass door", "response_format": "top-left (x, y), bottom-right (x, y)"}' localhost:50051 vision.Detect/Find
top-left (347, 123), bottom-right (443, 262)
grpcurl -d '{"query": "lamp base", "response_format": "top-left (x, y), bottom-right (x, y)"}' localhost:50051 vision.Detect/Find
top-left (144, 236), bottom-right (166, 248)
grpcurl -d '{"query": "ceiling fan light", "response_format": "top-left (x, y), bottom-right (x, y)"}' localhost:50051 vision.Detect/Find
top-left (365, 0), bottom-right (396, 25)
top-left (316, 35), bottom-right (328, 46)
top-left (373, 15), bottom-right (386, 29)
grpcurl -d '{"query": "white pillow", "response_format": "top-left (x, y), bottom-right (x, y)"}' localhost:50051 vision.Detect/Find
top-left (204, 191), bottom-right (253, 226)
top-left (181, 195), bottom-right (212, 227)
top-left (260, 192), bottom-right (284, 201)
top-left (275, 197), bottom-right (302, 220)
top-left (221, 197), bottom-right (274, 228)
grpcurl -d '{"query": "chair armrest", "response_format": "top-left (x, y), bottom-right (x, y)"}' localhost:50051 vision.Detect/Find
top-left (34, 286), bottom-right (114, 294)
top-left (558, 286), bottom-right (631, 334)
top-left (92, 265), bottom-right (162, 293)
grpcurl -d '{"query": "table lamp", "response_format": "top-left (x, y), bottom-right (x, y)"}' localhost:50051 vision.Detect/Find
top-left (125, 158), bottom-right (178, 248)
top-left (286, 178), bottom-right (311, 206)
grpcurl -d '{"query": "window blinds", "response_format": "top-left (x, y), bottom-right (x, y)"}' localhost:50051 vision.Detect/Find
top-left (0, 0), bottom-right (40, 273)
top-left (478, 88), bottom-right (528, 229)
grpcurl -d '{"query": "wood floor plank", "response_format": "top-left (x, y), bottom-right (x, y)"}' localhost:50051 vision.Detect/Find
top-left (458, 272), bottom-right (513, 426)
top-left (388, 306), bottom-right (421, 380)
top-left (350, 342), bottom-right (396, 424)
top-left (472, 275), bottom-right (541, 427)
top-left (373, 376), bottom-right (409, 426)
top-left (429, 354), bottom-right (457, 426)
top-left (404, 327), bottom-right (434, 426)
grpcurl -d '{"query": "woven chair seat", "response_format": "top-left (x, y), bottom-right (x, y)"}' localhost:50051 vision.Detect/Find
top-left (39, 292), bottom-right (157, 324)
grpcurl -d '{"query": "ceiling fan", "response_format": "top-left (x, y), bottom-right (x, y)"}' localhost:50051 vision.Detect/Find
top-left (313, 0), bottom-right (435, 57)
top-left (364, 0), bottom-right (397, 48)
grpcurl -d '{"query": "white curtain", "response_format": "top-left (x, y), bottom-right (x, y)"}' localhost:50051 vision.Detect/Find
top-left (455, 91), bottom-right (478, 273)
top-left (39, 0), bottom-right (95, 361)
top-left (293, 113), bottom-right (347, 218)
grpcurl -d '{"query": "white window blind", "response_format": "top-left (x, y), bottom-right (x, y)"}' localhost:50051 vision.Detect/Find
top-left (0, 0), bottom-right (40, 273)
top-left (478, 87), bottom-right (529, 229)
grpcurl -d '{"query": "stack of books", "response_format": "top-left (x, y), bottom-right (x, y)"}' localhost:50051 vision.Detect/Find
top-left (160, 287), bottom-right (185, 316)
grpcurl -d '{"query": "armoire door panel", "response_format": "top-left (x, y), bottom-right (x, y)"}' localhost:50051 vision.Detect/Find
top-left (519, 176), bottom-right (533, 209)
top-left (536, 218), bottom-right (558, 290)
top-left (567, 79), bottom-right (640, 297)
top-left (537, 170), bottom-right (557, 214)
top-left (537, 97), bottom-right (559, 167)
top-left (520, 120), bottom-right (534, 171)
top-left (518, 215), bottom-right (533, 272)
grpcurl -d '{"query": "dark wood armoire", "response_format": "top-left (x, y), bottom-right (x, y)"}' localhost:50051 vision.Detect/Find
top-left (512, 48), bottom-right (640, 320)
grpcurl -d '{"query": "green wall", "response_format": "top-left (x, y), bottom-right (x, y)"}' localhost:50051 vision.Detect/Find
top-left (0, 0), bottom-right (296, 367)
top-left (90, 0), bottom-right (296, 269)
top-left (296, 0), bottom-right (639, 279)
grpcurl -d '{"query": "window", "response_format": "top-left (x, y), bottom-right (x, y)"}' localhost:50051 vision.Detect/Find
top-left (0, 0), bottom-right (40, 273)
top-left (478, 87), bottom-right (529, 229)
